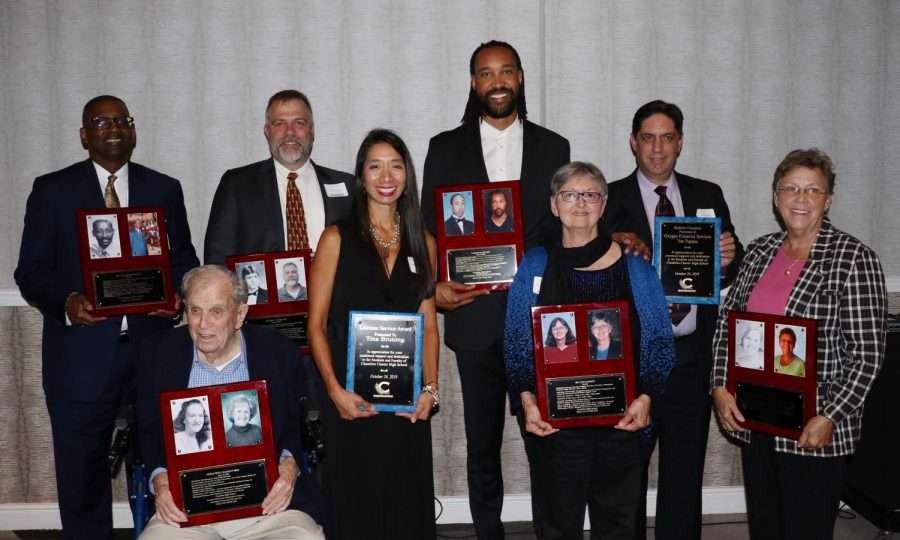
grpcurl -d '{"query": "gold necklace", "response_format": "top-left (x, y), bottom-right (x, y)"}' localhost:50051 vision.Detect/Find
top-left (784, 257), bottom-right (803, 276)
top-left (370, 212), bottom-right (401, 260)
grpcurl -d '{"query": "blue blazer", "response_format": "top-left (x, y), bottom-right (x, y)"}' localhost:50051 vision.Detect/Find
top-left (136, 323), bottom-right (324, 523)
top-left (14, 158), bottom-right (199, 401)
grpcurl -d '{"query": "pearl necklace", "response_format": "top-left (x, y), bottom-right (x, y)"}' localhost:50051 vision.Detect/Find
top-left (370, 212), bottom-right (400, 260)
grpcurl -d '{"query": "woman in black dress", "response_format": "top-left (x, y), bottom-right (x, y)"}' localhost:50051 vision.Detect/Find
top-left (308, 129), bottom-right (439, 539)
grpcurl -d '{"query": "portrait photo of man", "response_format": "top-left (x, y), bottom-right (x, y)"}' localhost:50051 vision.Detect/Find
top-left (236, 262), bottom-right (268, 305)
top-left (443, 192), bottom-right (475, 236)
top-left (276, 258), bottom-right (307, 302)
top-left (127, 214), bottom-right (148, 256)
top-left (483, 188), bottom-right (514, 233)
top-left (87, 214), bottom-right (122, 259)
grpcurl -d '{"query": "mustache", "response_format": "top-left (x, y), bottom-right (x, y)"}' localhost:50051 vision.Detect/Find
top-left (278, 135), bottom-right (307, 149)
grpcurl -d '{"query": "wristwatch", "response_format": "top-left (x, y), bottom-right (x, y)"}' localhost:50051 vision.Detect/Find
top-left (422, 382), bottom-right (440, 409)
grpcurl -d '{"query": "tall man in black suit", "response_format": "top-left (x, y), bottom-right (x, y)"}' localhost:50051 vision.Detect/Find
top-left (14, 95), bottom-right (200, 540)
top-left (136, 265), bottom-right (324, 538)
top-left (421, 41), bottom-right (571, 539)
top-left (604, 100), bottom-right (743, 539)
top-left (204, 90), bottom-right (354, 264)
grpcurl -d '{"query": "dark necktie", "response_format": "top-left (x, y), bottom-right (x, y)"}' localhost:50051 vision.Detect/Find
top-left (654, 185), bottom-right (689, 325)
top-left (286, 172), bottom-right (310, 250)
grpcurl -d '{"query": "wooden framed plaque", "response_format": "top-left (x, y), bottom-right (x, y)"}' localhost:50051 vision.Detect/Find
top-left (227, 250), bottom-right (312, 354)
top-left (653, 216), bottom-right (722, 304)
top-left (726, 311), bottom-right (818, 439)
top-left (346, 311), bottom-right (423, 413)
top-left (434, 181), bottom-right (525, 291)
top-left (160, 381), bottom-right (277, 527)
top-left (532, 301), bottom-right (636, 429)
top-left (76, 207), bottom-right (175, 316)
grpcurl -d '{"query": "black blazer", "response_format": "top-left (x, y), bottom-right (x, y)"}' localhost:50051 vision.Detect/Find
top-left (14, 159), bottom-right (199, 402)
top-left (444, 216), bottom-right (475, 236)
top-left (204, 159), bottom-right (355, 264)
top-left (136, 324), bottom-right (324, 523)
top-left (421, 120), bottom-right (570, 351)
top-left (605, 169), bottom-right (744, 381)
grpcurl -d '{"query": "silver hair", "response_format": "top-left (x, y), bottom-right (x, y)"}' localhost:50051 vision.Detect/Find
top-left (550, 161), bottom-right (608, 197)
top-left (225, 393), bottom-right (258, 422)
top-left (181, 265), bottom-right (248, 306)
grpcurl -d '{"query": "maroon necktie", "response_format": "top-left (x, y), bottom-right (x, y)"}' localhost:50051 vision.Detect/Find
top-left (655, 185), bottom-right (689, 325)
top-left (286, 172), bottom-right (310, 250)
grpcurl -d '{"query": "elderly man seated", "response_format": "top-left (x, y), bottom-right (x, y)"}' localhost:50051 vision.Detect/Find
top-left (136, 265), bottom-right (324, 539)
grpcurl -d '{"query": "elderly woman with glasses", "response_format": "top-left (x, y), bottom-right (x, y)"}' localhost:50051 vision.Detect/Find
top-left (504, 161), bottom-right (675, 538)
top-left (711, 148), bottom-right (887, 539)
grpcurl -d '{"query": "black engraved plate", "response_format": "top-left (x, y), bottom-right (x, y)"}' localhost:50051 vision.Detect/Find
top-left (93, 268), bottom-right (166, 307)
top-left (546, 374), bottom-right (627, 419)
top-left (180, 460), bottom-right (268, 516)
top-left (736, 381), bottom-right (805, 431)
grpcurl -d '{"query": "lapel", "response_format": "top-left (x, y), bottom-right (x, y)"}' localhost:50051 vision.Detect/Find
top-left (785, 219), bottom-right (832, 317)
top-left (77, 159), bottom-right (109, 208)
top-left (257, 159), bottom-right (286, 250)
top-left (465, 122), bottom-right (490, 183)
top-left (621, 170), bottom-right (654, 244)
top-left (675, 171), bottom-right (699, 218)
top-left (162, 328), bottom-right (196, 391)
top-left (520, 120), bottom-right (537, 183)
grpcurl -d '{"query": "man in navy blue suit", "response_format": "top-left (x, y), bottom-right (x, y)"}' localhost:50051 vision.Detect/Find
top-left (14, 95), bottom-right (199, 540)
top-left (136, 265), bottom-right (324, 538)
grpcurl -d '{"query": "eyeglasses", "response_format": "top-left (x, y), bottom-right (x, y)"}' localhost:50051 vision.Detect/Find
top-left (775, 185), bottom-right (829, 198)
top-left (85, 116), bottom-right (134, 130)
top-left (556, 190), bottom-right (607, 203)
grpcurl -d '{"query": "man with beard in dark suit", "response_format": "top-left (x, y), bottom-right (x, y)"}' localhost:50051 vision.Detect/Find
top-left (15, 95), bottom-right (199, 539)
top-left (420, 40), bottom-right (571, 539)
top-left (604, 100), bottom-right (744, 539)
top-left (204, 90), bottom-right (354, 264)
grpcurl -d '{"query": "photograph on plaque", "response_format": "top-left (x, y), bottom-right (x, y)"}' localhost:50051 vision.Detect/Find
top-left (126, 211), bottom-right (162, 256)
top-left (540, 311), bottom-right (579, 364)
top-left (531, 301), bottom-right (635, 429)
top-left (346, 311), bottom-right (423, 413)
top-left (77, 207), bottom-right (175, 316)
top-left (226, 251), bottom-right (312, 353)
top-left (221, 391), bottom-right (263, 448)
top-left (734, 318), bottom-right (765, 370)
top-left (275, 256), bottom-right (308, 302)
top-left (653, 216), bottom-right (722, 304)
top-left (773, 323), bottom-right (807, 378)
top-left (170, 396), bottom-right (214, 455)
top-left (86, 213), bottom-right (122, 259)
top-left (434, 181), bottom-right (525, 291)
top-left (725, 311), bottom-right (817, 439)
top-left (160, 381), bottom-right (276, 527)
top-left (235, 261), bottom-right (269, 305)
top-left (482, 187), bottom-right (515, 234)
top-left (442, 191), bottom-right (476, 236)
top-left (586, 308), bottom-right (624, 361)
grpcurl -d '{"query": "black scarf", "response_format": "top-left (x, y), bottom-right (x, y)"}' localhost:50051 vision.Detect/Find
top-left (536, 232), bottom-right (613, 306)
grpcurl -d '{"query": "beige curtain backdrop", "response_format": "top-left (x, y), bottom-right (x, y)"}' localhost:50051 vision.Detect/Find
top-left (1, 0), bottom-right (897, 509)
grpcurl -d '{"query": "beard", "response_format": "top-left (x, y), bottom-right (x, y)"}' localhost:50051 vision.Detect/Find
top-left (478, 88), bottom-right (518, 119)
top-left (270, 135), bottom-right (312, 166)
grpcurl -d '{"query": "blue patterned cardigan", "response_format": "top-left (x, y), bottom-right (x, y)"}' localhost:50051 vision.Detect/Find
top-left (504, 246), bottom-right (676, 450)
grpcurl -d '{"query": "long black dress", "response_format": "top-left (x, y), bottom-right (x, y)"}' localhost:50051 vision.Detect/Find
top-left (321, 215), bottom-right (436, 540)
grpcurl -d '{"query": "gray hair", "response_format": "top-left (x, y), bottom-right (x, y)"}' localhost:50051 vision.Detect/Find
top-left (225, 393), bottom-right (258, 422)
top-left (182, 265), bottom-right (248, 306)
top-left (550, 161), bottom-right (608, 198)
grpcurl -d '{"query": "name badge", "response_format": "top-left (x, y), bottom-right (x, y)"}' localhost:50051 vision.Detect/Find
top-left (532, 276), bottom-right (542, 294)
top-left (696, 208), bottom-right (716, 218)
top-left (408, 256), bottom-right (417, 274)
top-left (324, 183), bottom-right (349, 197)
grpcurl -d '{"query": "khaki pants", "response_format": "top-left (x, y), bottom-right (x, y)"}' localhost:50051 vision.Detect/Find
top-left (138, 510), bottom-right (324, 540)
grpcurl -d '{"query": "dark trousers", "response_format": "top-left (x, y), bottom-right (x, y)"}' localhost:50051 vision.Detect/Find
top-left (742, 431), bottom-right (845, 539)
top-left (454, 348), bottom-right (508, 540)
top-left (636, 332), bottom-right (711, 540)
top-left (45, 339), bottom-right (133, 540)
top-left (519, 414), bottom-right (641, 540)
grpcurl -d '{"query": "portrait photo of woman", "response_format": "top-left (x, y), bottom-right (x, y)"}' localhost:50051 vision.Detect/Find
top-left (223, 392), bottom-right (263, 448)
top-left (171, 398), bottom-right (213, 455)
top-left (734, 319), bottom-right (765, 370)
top-left (587, 309), bottom-right (623, 361)
top-left (542, 314), bottom-right (578, 364)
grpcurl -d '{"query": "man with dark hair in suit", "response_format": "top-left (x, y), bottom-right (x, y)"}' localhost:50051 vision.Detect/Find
top-left (444, 193), bottom-right (475, 235)
top-left (484, 189), bottom-right (514, 233)
top-left (136, 265), bottom-right (324, 539)
top-left (420, 40), bottom-right (571, 539)
top-left (241, 263), bottom-right (268, 304)
top-left (604, 99), bottom-right (743, 539)
top-left (204, 89), bottom-right (355, 264)
top-left (15, 95), bottom-right (200, 539)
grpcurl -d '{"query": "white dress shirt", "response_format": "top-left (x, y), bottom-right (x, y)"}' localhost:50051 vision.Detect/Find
top-left (273, 159), bottom-right (326, 250)
top-left (480, 119), bottom-right (523, 182)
